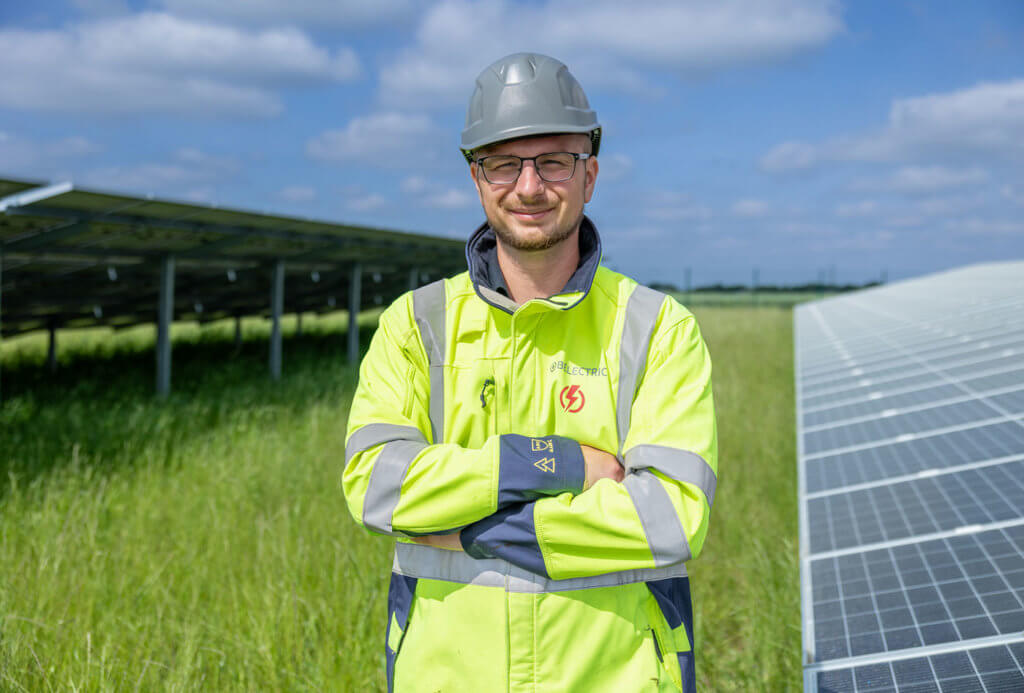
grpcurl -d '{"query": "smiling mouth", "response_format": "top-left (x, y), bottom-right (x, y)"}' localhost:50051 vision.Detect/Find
top-left (510, 209), bottom-right (552, 220)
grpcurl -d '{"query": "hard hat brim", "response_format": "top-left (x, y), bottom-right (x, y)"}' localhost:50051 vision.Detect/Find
top-left (461, 125), bottom-right (602, 163)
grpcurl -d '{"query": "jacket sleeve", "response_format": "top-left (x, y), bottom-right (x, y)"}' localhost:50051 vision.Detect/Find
top-left (461, 309), bottom-right (717, 580)
top-left (342, 293), bottom-right (586, 537)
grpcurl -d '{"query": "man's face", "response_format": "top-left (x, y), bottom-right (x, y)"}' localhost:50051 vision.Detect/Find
top-left (470, 133), bottom-right (598, 252)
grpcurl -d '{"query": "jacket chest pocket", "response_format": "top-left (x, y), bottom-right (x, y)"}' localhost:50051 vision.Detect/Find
top-left (445, 359), bottom-right (508, 444)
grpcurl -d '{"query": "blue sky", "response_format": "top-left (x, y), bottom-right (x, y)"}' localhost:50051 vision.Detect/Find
top-left (1, 0), bottom-right (1022, 286)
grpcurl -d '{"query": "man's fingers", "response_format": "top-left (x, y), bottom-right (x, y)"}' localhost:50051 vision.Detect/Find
top-left (410, 533), bottom-right (463, 551)
top-left (581, 444), bottom-right (625, 489)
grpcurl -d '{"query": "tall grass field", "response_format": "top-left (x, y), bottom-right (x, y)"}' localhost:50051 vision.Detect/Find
top-left (1, 305), bottom-right (798, 691)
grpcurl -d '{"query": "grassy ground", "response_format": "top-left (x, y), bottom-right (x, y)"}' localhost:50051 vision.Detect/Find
top-left (0, 305), bottom-right (798, 691)
top-left (689, 306), bottom-right (799, 690)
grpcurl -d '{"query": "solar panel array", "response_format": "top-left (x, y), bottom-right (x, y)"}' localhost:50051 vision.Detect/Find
top-left (796, 262), bottom-right (1024, 692)
top-left (0, 176), bottom-right (464, 337)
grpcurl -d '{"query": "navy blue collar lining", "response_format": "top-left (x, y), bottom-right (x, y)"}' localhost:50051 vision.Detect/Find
top-left (465, 216), bottom-right (602, 313)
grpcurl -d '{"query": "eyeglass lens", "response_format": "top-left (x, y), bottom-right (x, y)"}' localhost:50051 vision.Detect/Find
top-left (480, 153), bottom-right (579, 184)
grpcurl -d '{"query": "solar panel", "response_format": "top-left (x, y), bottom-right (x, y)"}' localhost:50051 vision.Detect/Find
top-left (796, 262), bottom-right (1024, 691)
top-left (806, 424), bottom-right (1024, 494)
top-left (810, 525), bottom-right (1024, 661)
top-left (804, 367), bottom-right (1024, 429)
top-left (808, 461), bottom-right (1024, 554)
top-left (816, 640), bottom-right (1024, 692)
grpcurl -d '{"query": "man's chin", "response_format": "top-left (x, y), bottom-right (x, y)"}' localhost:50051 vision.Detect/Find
top-left (491, 220), bottom-right (576, 252)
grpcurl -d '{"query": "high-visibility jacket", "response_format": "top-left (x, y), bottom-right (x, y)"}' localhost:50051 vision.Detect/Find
top-left (344, 217), bottom-right (717, 692)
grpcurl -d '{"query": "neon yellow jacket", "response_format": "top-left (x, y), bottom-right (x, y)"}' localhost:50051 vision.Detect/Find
top-left (344, 218), bottom-right (717, 692)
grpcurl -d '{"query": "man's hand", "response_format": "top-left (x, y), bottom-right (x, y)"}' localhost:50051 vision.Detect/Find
top-left (412, 532), bottom-right (464, 551)
top-left (581, 445), bottom-right (624, 490)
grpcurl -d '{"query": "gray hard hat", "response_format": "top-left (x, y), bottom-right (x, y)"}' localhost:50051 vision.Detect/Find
top-left (460, 52), bottom-right (601, 163)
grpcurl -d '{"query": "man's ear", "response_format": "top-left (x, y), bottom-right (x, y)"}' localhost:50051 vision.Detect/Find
top-left (469, 161), bottom-right (485, 200)
top-left (583, 155), bottom-right (599, 204)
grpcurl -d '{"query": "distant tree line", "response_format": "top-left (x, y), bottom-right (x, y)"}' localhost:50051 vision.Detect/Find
top-left (649, 281), bottom-right (883, 294)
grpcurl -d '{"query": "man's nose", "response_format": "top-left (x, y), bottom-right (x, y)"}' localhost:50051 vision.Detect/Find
top-left (515, 160), bottom-right (545, 196)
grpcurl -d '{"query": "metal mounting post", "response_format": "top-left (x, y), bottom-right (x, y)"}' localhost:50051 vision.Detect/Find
top-left (270, 260), bottom-right (285, 380)
top-left (47, 322), bottom-right (58, 372)
top-left (156, 254), bottom-right (175, 397)
top-left (348, 262), bottom-right (363, 364)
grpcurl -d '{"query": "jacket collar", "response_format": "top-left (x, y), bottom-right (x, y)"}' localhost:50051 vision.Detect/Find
top-left (465, 215), bottom-right (603, 314)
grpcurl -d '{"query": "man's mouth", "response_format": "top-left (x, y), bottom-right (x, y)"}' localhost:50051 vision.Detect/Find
top-left (510, 208), bottom-right (552, 221)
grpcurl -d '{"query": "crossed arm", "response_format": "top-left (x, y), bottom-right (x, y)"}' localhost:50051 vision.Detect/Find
top-left (342, 299), bottom-right (717, 581)
top-left (411, 445), bottom-right (623, 550)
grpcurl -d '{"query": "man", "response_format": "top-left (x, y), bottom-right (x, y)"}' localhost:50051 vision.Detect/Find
top-left (343, 52), bottom-right (717, 692)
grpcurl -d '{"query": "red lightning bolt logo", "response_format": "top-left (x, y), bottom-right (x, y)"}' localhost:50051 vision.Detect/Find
top-left (559, 385), bottom-right (585, 413)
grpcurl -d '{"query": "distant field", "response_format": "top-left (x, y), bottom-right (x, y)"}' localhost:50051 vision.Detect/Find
top-left (0, 305), bottom-right (798, 691)
top-left (674, 290), bottom-right (835, 308)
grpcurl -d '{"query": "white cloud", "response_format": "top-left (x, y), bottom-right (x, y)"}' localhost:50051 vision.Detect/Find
top-left (598, 153), bottom-right (634, 182)
top-left (759, 140), bottom-right (820, 172)
top-left (1001, 185), bottom-right (1024, 206)
top-left (887, 80), bottom-right (1024, 154)
top-left (381, 0), bottom-right (843, 107)
top-left (347, 193), bottom-right (389, 212)
top-left (278, 185), bottom-right (317, 202)
top-left (835, 200), bottom-right (878, 218)
top-left (70, 0), bottom-right (131, 15)
top-left (400, 175), bottom-right (475, 209)
top-left (852, 165), bottom-right (989, 193)
top-left (645, 191), bottom-right (712, 221)
top-left (0, 131), bottom-right (101, 173)
top-left (761, 79), bottom-right (1024, 172)
top-left (426, 188), bottom-right (473, 209)
top-left (173, 147), bottom-right (238, 172)
top-left (944, 218), bottom-right (1024, 236)
top-left (160, 0), bottom-right (417, 28)
top-left (56, 136), bottom-right (105, 158)
top-left (307, 112), bottom-right (438, 164)
top-left (731, 198), bottom-right (770, 217)
top-left (400, 176), bottom-right (430, 194)
top-left (0, 13), bottom-right (359, 116)
top-left (80, 148), bottom-right (240, 193)
top-left (181, 187), bottom-right (216, 203)
top-left (882, 215), bottom-right (924, 229)
top-left (603, 225), bottom-right (675, 242)
top-left (912, 193), bottom-right (985, 217)
top-left (775, 220), bottom-right (839, 237)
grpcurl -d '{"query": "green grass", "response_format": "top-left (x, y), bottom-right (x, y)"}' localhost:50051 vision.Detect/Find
top-left (1, 306), bottom-right (798, 691)
top-left (689, 306), bottom-right (799, 690)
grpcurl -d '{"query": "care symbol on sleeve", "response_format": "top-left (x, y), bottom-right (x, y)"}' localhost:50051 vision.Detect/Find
top-left (534, 457), bottom-right (556, 473)
top-left (530, 439), bottom-right (554, 453)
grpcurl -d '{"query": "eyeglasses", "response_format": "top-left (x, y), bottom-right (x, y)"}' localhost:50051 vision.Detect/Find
top-left (475, 152), bottom-right (590, 185)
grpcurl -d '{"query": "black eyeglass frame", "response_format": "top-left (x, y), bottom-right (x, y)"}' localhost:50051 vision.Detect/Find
top-left (474, 152), bottom-right (592, 184)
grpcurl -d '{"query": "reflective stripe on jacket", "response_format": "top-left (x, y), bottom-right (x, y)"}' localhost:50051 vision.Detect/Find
top-left (343, 217), bottom-right (717, 692)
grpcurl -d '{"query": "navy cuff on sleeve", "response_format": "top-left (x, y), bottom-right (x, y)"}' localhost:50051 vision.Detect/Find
top-left (460, 502), bottom-right (549, 578)
top-left (496, 434), bottom-right (585, 507)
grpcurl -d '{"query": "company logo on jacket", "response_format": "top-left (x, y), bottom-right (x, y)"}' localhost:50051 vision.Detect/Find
top-left (559, 385), bottom-right (586, 413)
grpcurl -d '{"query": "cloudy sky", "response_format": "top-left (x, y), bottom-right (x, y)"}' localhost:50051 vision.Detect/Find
top-left (1, 0), bottom-right (1022, 286)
